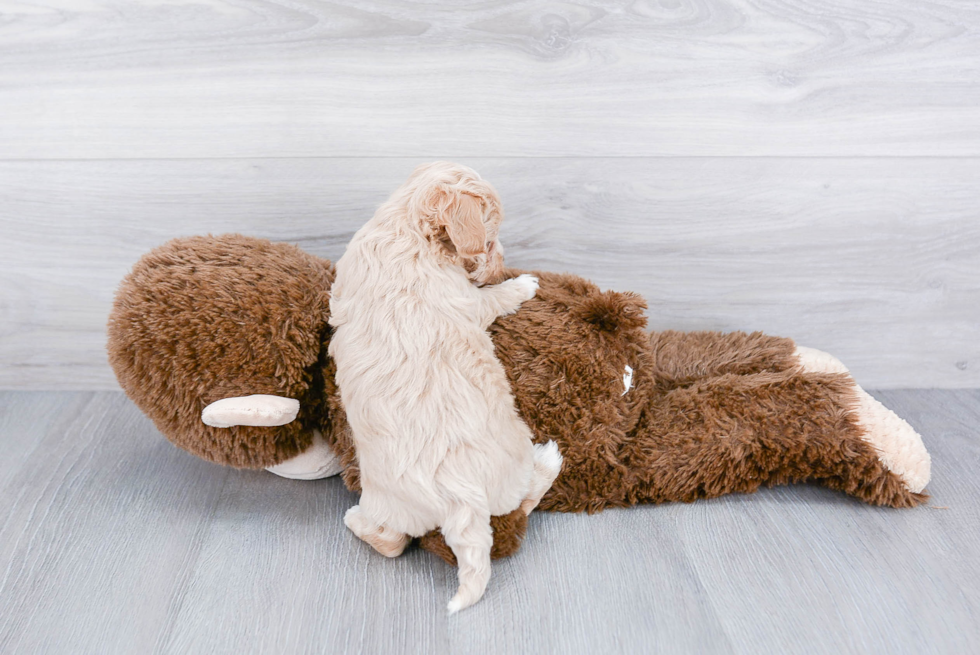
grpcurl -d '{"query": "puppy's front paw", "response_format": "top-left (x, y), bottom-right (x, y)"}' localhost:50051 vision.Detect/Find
top-left (509, 274), bottom-right (539, 302)
top-left (487, 274), bottom-right (540, 321)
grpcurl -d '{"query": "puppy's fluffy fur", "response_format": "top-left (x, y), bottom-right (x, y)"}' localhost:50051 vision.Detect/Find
top-left (328, 162), bottom-right (562, 613)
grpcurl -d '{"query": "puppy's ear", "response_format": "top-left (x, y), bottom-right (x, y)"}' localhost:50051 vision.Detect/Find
top-left (441, 191), bottom-right (487, 257)
top-left (411, 168), bottom-right (495, 257)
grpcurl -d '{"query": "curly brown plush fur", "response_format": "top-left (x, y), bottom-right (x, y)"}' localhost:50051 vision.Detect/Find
top-left (108, 235), bottom-right (927, 567)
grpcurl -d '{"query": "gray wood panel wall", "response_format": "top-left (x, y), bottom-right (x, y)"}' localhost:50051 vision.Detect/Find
top-left (1, 0), bottom-right (978, 389)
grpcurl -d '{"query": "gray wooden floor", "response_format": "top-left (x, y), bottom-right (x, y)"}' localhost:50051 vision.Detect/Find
top-left (0, 389), bottom-right (977, 654)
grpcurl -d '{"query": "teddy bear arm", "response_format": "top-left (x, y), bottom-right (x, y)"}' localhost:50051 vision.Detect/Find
top-left (201, 394), bottom-right (300, 428)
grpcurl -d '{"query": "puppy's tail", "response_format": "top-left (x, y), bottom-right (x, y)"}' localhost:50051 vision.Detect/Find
top-left (442, 505), bottom-right (493, 614)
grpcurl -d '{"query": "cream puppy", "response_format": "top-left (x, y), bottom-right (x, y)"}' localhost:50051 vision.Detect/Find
top-left (328, 162), bottom-right (562, 613)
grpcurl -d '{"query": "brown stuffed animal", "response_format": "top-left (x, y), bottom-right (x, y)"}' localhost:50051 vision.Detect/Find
top-left (107, 234), bottom-right (931, 564)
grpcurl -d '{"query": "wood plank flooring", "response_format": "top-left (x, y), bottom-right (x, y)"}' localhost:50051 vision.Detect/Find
top-left (0, 390), bottom-right (977, 654)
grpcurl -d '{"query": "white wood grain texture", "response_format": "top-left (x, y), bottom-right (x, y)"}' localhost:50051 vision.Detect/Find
top-left (1, 157), bottom-right (977, 389)
top-left (0, 0), bottom-right (977, 158)
top-left (0, 390), bottom-right (977, 654)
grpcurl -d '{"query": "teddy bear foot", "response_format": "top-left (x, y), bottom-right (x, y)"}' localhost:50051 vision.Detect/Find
top-left (795, 346), bottom-right (931, 493)
top-left (265, 429), bottom-right (344, 480)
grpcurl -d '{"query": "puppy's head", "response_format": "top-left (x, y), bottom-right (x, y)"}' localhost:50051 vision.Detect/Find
top-left (405, 162), bottom-right (505, 286)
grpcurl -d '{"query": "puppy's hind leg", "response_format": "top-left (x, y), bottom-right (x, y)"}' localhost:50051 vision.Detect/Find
top-left (442, 505), bottom-right (493, 614)
top-left (520, 440), bottom-right (563, 515)
top-left (344, 505), bottom-right (410, 558)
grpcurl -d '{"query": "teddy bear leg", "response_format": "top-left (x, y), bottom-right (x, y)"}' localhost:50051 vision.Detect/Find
top-left (793, 346), bottom-right (931, 494)
top-left (343, 505), bottom-right (411, 558)
top-left (265, 429), bottom-right (344, 480)
top-left (626, 371), bottom-right (927, 507)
